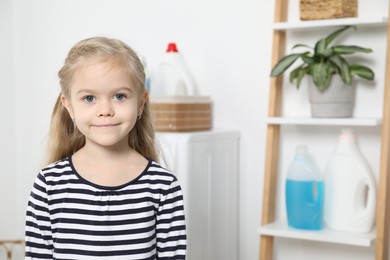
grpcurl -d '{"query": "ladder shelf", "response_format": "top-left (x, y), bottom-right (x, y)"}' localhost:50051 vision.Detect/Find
top-left (259, 1), bottom-right (390, 260)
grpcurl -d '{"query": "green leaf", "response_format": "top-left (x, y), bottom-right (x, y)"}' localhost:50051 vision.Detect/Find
top-left (314, 40), bottom-right (334, 57)
top-left (270, 53), bottom-right (302, 77)
top-left (321, 48), bottom-right (334, 58)
top-left (340, 57), bottom-right (352, 85)
top-left (335, 56), bottom-right (352, 84)
top-left (332, 45), bottom-right (373, 55)
top-left (329, 59), bottom-right (341, 75)
top-left (311, 62), bottom-right (331, 90)
top-left (289, 65), bottom-right (300, 83)
top-left (301, 54), bottom-right (315, 65)
top-left (292, 44), bottom-right (312, 50)
top-left (289, 64), bottom-right (310, 89)
top-left (350, 64), bottom-right (375, 80)
top-left (296, 66), bottom-right (310, 89)
top-left (314, 38), bottom-right (327, 55)
top-left (324, 26), bottom-right (355, 47)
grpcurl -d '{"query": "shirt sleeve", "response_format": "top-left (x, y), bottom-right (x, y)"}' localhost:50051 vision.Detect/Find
top-left (156, 176), bottom-right (187, 259)
top-left (25, 171), bottom-right (54, 259)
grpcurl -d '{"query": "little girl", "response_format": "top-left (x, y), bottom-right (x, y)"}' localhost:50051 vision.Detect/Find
top-left (25, 37), bottom-right (187, 259)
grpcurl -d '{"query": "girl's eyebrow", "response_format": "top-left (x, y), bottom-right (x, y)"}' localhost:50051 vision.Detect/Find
top-left (76, 86), bottom-right (134, 95)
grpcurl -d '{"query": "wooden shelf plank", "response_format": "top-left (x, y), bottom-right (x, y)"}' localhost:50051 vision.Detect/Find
top-left (266, 117), bottom-right (382, 126)
top-left (258, 220), bottom-right (376, 247)
top-left (273, 17), bottom-right (388, 31)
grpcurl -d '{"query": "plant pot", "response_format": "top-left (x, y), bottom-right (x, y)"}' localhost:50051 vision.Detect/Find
top-left (308, 76), bottom-right (356, 118)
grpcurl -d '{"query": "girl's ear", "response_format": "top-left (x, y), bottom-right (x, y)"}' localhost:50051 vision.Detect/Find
top-left (61, 95), bottom-right (74, 118)
top-left (139, 90), bottom-right (149, 115)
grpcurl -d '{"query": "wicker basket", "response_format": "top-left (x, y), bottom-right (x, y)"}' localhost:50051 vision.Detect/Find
top-left (300, 0), bottom-right (358, 20)
top-left (150, 96), bottom-right (212, 132)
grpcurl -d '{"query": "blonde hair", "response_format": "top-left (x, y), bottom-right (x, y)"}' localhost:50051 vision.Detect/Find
top-left (45, 37), bottom-right (158, 164)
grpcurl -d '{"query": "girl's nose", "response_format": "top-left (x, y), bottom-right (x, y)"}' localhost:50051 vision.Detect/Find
top-left (97, 100), bottom-right (114, 117)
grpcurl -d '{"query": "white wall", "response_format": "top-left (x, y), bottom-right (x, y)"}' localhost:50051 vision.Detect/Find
top-left (2, 0), bottom-right (387, 259)
top-left (0, 0), bottom-right (17, 239)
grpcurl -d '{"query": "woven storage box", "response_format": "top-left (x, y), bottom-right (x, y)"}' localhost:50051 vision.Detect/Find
top-left (300, 0), bottom-right (357, 20)
top-left (150, 96), bottom-right (212, 132)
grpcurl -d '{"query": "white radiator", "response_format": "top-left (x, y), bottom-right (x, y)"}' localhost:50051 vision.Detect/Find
top-left (157, 130), bottom-right (240, 260)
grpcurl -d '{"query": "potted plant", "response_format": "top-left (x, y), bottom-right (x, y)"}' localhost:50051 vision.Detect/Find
top-left (270, 26), bottom-right (375, 118)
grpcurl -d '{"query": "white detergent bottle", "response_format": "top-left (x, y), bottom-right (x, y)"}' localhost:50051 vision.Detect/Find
top-left (324, 128), bottom-right (377, 233)
top-left (152, 42), bottom-right (197, 96)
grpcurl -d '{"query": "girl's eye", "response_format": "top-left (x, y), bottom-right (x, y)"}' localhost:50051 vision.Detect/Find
top-left (114, 93), bottom-right (127, 101)
top-left (83, 96), bottom-right (96, 103)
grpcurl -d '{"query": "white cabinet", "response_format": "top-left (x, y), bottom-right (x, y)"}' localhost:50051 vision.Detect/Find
top-left (156, 130), bottom-right (240, 260)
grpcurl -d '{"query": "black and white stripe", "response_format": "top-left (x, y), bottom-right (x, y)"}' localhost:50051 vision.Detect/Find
top-left (25, 157), bottom-right (186, 259)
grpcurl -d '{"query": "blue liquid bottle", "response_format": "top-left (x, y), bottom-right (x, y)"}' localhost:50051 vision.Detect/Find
top-left (285, 145), bottom-right (324, 230)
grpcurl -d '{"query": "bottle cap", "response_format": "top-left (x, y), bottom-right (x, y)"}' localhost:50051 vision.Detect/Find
top-left (166, 43), bottom-right (179, 53)
top-left (339, 128), bottom-right (355, 142)
top-left (295, 145), bottom-right (308, 156)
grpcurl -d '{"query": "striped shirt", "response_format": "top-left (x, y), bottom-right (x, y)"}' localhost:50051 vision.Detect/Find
top-left (25, 157), bottom-right (187, 259)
